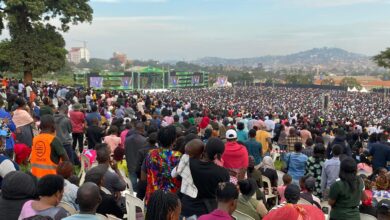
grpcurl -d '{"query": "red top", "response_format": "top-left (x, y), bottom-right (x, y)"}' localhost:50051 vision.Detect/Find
top-left (69, 110), bottom-right (85, 133)
top-left (222, 141), bottom-right (249, 169)
top-left (362, 190), bottom-right (373, 206)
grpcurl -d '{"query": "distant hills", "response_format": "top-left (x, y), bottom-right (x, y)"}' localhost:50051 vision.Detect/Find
top-left (191, 47), bottom-right (378, 72)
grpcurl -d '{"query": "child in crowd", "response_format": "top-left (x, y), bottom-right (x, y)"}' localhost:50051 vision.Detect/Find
top-left (171, 139), bottom-right (204, 198)
top-left (113, 147), bottom-right (128, 177)
top-left (277, 174), bottom-right (292, 203)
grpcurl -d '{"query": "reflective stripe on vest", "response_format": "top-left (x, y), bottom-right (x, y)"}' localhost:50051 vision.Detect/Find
top-left (30, 163), bottom-right (57, 170)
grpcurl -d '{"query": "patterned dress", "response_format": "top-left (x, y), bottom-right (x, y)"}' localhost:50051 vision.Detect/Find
top-left (305, 157), bottom-right (325, 198)
top-left (144, 148), bottom-right (182, 204)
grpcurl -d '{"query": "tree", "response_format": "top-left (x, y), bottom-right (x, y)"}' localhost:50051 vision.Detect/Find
top-left (321, 78), bottom-right (335, 86)
top-left (340, 77), bottom-right (362, 89)
top-left (373, 48), bottom-right (390, 69)
top-left (285, 73), bottom-right (314, 85)
top-left (0, 0), bottom-right (93, 83)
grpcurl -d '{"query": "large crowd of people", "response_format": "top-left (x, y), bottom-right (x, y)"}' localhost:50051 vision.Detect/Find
top-left (0, 76), bottom-right (390, 220)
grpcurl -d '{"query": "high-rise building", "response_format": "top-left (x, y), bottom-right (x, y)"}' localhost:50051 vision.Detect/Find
top-left (68, 47), bottom-right (90, 64)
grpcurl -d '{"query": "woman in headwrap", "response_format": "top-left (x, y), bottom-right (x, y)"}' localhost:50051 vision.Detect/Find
top-left (12, 98), bottom-right (34, 147)
top-left (259, 156), bottom-right (278, 187)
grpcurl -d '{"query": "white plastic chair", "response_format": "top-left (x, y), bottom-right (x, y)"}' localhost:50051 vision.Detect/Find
top-left (261, 175), bottom-right (278, 204)
top-left (232, 210), bottom-right (255, 220)
top-left (119, 169), bottom-right (134, 194)
top-left (125, 192), bottom-right (144, 220)
top-left (276, 170), bottom-right (285, 186)
top-left (96, 213), bottom-right (108, 220)
top-left (58, 201), bottom-right (77, 215)
top-left (360, 213), bottom-right (377, 220)
top-left (101, 187), bottom-right (112, 195)
top-left (321, 201), bottom-right (331, 220)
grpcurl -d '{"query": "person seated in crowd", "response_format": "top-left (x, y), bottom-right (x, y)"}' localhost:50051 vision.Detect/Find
top-left (113, 146), bottom-right (128, 177)
top-left (63, 182), bottom-right (102, 220)
top-left (0, 152), bottom-right (19, 188)
top-left (145, 190), bottom-right (182, 220)
top-left (198, 182), bottom-right (239, 220)
top-left (84, 165), bottom-right (124, 218)
top-left (286, 142), bottom-right (308, 186)
top-left (222, 129), bottom-right (249, 182)
top-left (277, 174), bottom-right (292, 203)
top-left (328, 157), bottom-right (366, 220)
top-left (18, 174), bottom-right (69, 220)
top-left (104, 125), bottom-right (122, 152)
top-left (247, 156), bottom-right (264, 201)
top-left (259, 156), bottom-right (278, 187)
top-left (56, 161), bottom-right (79, 210)
top-left (299, 175), bottom-right (321, 208)
top-left (0, 171), bottom-right (38, 220)
top-left (321, 144), bottom-right (342, 200)
top-left (236, 179), bottom-right (268, 220)
top-left (377, 199), bottom-right (390, 220)
top-left (359, 176), bottom-right (376, 217)
top-left (13, 139), bottom-right (31, 165)
top-left (271, 184), bottom-right (301, 211)
top-left (95, 143), bottom-right (126, 196)
top-left (171, 139), bottom-right (204, 199)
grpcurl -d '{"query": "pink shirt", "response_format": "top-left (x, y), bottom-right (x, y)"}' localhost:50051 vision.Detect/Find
top-left (120, 129), bottom-right (129, 147)
top-left (198, 209), bottom-right (233, 220)
top-left (104, 135), bottom-right (122, 152)
top-left (69, 111), bottom-right (85, 133)
top-left (277, 185), bottom-right (287, 203)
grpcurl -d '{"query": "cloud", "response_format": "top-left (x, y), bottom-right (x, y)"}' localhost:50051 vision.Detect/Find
top-left (286, 0), bottom-right (390, 7)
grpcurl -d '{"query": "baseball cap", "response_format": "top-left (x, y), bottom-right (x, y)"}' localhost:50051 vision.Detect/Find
top-left (226, 129), bottom-right (237, 140)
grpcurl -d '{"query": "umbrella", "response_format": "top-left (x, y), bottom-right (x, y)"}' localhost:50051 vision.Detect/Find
top-left (263, 204), bottom-right (325, 220)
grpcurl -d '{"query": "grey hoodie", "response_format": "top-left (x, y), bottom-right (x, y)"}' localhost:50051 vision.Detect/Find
top-left (54, 113), bottom-right (73, 145)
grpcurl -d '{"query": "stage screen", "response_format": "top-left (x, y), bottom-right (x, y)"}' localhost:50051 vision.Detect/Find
top-left (139, 73), bottom-right (163, 89)
top-left (216, 76), bottom-right (228, 86)
top-left (89, 77), bottom-right (103, 89)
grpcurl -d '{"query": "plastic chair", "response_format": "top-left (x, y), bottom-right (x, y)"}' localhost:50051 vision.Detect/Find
top-left (78, 154), bottom-right (91, 178)
top-left (101, 187), bottom-right (112, 195)
top-left (96, 213), bottom-right (108, 220)
top-left (232, 210), bottom-right (255, 220)
top-left (360, 213), bottom-right (377, 220)
top-left (125, 192), bottom-right (144, 220)
top-left (321, 201), bottom-right (331, 220)
top-left (119, 169), bottom-right (134, 194)
top-left (276, 170), bottom-right (285, 186)
top-left (58, 201), bottom-right (77, 215)
top-left (261, 175), bottom-right (278, 204)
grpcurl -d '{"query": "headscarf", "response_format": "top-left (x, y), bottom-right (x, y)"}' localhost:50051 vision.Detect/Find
top-left (12, 109), bottom-right (33, 128)
top-left (259, 156), bottom-right (275, 171)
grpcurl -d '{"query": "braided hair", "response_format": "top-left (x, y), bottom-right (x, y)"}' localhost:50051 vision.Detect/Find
top-left (145, 190), bottom-right (180, 220)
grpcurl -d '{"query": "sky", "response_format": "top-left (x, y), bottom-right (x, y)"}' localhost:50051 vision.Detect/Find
top-left (61, 0), bottom-right (390, 60)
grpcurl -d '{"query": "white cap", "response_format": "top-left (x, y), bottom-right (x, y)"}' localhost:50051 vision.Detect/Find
top-left (226, 129), bottom-right (237, 140)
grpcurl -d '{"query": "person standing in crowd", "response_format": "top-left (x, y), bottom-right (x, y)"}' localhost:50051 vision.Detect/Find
top-left (143, 125), bottom-right (182, 204)
top-left (286, 128), bottom-right (302, 152)
top-left (39, 97), bottom-right (54, 117)
top-left (125, 121), bottom-right (147, 191)
top-left (12, 98), bottom-right (34, 147)
top-left (222, 129), bottom-right (249, 181)
top-left (104, 126), bottom-right (122, 152)
top-left (255, 125), bottom-right (272, 155)
top-left (69, 103), bottom-right (85, 154)
top-left (236, 122), bottom-right (248, 142)
top-left (63, 182), bottom-right (102, 220)
top-left (305, 144), bottom-right (326, 198)
top-left (145, 190), bottom-right (182, 220)
top-left (286, 142), bottom-right (308, 186)
top-left (244, 129), bottom-right (263, 166)
top-left (300, 125), bottom-right (312, 145)
top-left (86, 118), bottom-right (105, 150)
top-left (321, 144), bottom-right (342, 200)
top-left (198, 182), bottom-right (239, 220)
top-left (328, 157), bottom-right (366, 220)
top-left (327, 128), bottom-right (351, 159)
top-left (31, 115), bottom-right (69, 178)
top-left (18, 174), bottom-right (69, 220)
top-left (85, 105), bottom-right (101, 126)
top-left (54, 104), bottom-right (74, 163)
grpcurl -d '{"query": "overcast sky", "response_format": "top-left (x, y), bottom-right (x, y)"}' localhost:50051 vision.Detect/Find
top-left (61, 0), bottom-right (390, 60)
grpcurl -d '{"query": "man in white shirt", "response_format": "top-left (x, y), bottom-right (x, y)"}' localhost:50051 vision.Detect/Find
top-left (25, 84), bottom-right (32, 100)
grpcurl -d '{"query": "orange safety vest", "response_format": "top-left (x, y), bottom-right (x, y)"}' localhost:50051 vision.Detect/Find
top-left (30, 133), bottom-right (58, 178)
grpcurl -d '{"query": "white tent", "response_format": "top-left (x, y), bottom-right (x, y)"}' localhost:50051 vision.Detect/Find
top-left (347, 87), bottom-right (352, 92)
top-left (360, 87), bottom-right (369, 93)
top-left (350, 87), bottom-right (359, 92)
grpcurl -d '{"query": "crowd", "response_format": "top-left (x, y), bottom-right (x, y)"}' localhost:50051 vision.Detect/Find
top-left (0, 77), bottom-right (390, 220)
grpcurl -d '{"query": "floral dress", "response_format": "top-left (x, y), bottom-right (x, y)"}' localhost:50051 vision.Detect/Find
top-left (305, 157), bottom-right (325, 198)
top-left (144, 148), bottom-right (182, 204)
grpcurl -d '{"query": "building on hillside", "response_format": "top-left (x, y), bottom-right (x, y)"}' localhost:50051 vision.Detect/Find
top-left (68, 47), bottom-right (90, 64)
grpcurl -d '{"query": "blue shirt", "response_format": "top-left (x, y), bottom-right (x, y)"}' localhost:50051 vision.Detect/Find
top-left (244, 138), bottom-right (262, 165)
top-left (237, 130), bottom-right (248, 142)
top-left (86, 112), bottom-right (102, 126)
top-left (63, 214), bottom-right (101, 220)
top-left (287, 152), bottom-right (308, 180)
top-left (321, 157), bottom-right (340, 191)
top-left (0, 108), bottom-right (15, 132)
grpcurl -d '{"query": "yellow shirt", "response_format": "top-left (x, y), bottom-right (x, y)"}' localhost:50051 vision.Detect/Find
top-left (117, 160), bottom-right (128, 177)
top-left (255, 130), bottom-right (271, 154)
